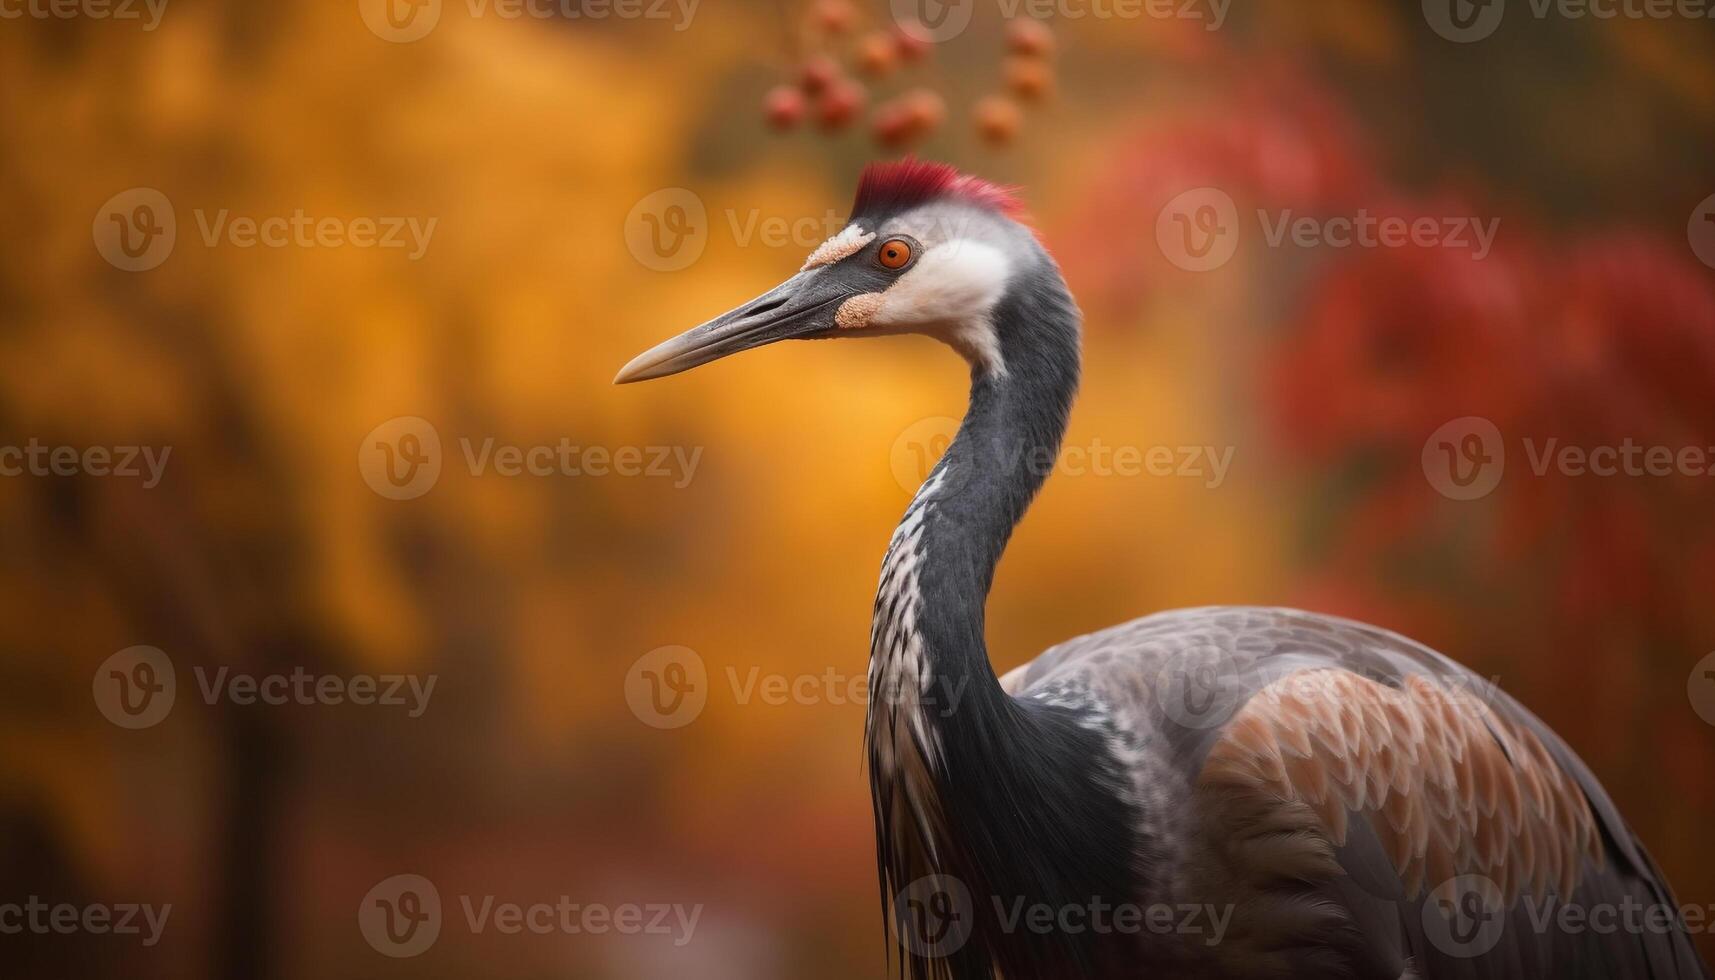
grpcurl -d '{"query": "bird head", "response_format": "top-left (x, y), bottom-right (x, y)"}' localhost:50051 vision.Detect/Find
top-left (614, 159), bottom-right (1056, 384)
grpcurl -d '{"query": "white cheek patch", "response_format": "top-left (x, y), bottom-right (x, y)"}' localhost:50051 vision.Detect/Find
top-left (801, 225), bottom-right (875, 271)
top-left (871, 240), bottom-right (1011, 376)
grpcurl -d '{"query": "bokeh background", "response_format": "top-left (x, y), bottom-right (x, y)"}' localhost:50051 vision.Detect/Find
top-left (3, 0), bottom-right (1714, 976)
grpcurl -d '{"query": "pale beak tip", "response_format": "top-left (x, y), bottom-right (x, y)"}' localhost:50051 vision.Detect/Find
top-left (612, 353), bottom-right (656, 385)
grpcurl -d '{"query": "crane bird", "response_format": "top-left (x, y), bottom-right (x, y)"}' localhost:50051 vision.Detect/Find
top-left (615, 160), bottom-right (1709, 980)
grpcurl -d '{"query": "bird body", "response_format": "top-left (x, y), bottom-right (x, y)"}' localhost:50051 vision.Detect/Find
top-left (617, 160), bottom-right (1709, 980)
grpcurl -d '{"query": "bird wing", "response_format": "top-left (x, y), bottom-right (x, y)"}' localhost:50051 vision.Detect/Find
top-left (1005, 606), bottom-right (1709, 980)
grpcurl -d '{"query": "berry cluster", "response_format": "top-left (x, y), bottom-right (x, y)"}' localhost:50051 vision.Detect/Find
top-left (761, 1), bottom-right (1057, 150)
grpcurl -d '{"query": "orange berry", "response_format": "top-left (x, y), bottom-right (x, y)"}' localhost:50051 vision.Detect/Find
top-left (812, 0), bottom-right (855, 33)
top-left (764, 85), bottom-right (806, 131)
top-left (799, 55), bottom-right (839, 95)
top-left (817, 78), bottom-right (866, 131)
top-left (1005, 18), bottom-right (1054, 57)
top-left (891, 20), bottom-right (933, 62)
top-left (902, 88), bottom-right (946, 130)
top-left (1004, 57), bottom-right (1054, 102)
top-left (856, 31), bottom-right (898, 77)
top-left (975, 95), bottom-right (1021, 146)
top-left (871, 102), bottom-right (914, 149)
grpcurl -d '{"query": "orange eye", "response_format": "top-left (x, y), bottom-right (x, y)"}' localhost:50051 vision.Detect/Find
top-left (877, 239), bottom-right (913, 269)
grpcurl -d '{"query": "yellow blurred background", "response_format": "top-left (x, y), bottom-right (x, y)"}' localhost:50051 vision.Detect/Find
top-left (2, 0), bottom-right (1713, 976)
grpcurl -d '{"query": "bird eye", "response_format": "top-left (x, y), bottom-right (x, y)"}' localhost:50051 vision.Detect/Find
top-left (877, 239), bottom-right (913, 270)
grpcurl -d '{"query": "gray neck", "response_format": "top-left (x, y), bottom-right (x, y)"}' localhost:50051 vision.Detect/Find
top-left (873, 275), bottom-right (1082, 717)
top-left (867, 279), bottom-right (1142, 980)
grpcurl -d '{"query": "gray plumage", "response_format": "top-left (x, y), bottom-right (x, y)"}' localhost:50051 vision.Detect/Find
top-left (616, 160), bottom-right (1710, 980)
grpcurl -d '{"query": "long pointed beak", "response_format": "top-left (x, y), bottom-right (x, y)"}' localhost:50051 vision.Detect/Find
top-left (614, 270), bottom-right (846, 384)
